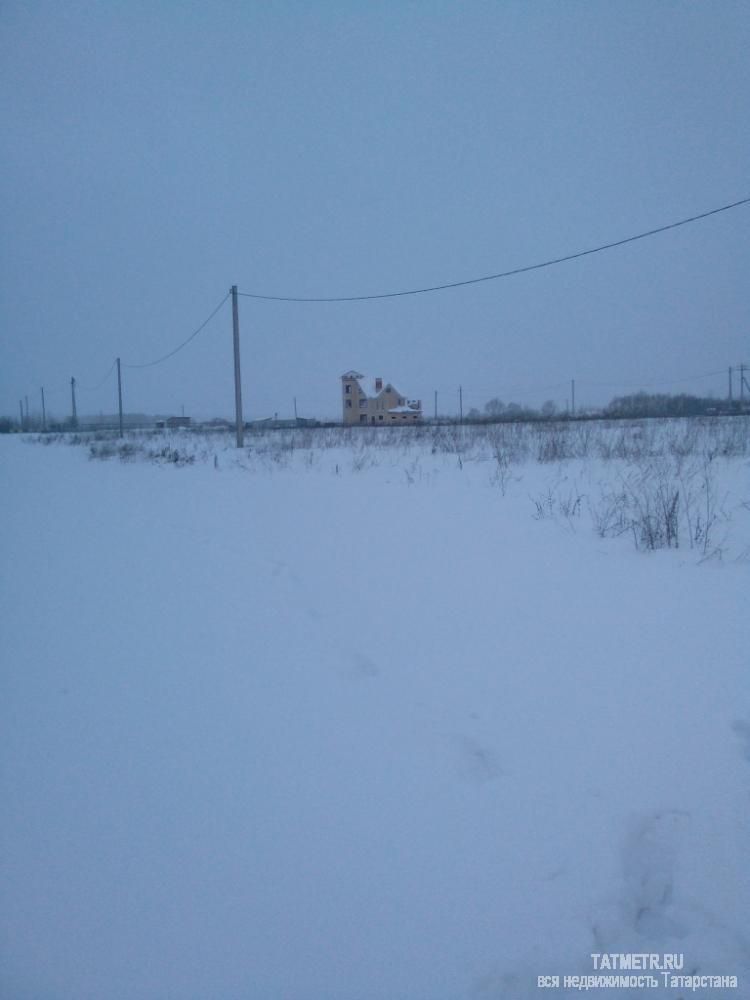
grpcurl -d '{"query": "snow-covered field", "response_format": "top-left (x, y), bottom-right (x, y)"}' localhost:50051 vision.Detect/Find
top-left (2, 418), bottom-right (749, 1000)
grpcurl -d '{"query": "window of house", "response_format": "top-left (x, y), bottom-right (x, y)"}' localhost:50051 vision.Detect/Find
top-left (359, 399), bottom-right (366, 408)
top-left (346, 400), bottom-right (352, 408)
top-left (378, 415), bottom-right (383, 421)
top-left (345, 385), bottom-right (351, 394)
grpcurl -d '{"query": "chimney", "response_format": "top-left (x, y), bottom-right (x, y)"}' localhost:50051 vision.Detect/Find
top-left (375, 377), bottom-right (383, 392)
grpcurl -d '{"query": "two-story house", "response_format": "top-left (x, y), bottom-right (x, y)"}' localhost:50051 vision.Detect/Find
top-left (341, 371), bottom-right (422, 425)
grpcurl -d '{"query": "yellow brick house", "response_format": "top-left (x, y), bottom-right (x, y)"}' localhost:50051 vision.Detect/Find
top-left (341, 371), bottom-right (422, 425)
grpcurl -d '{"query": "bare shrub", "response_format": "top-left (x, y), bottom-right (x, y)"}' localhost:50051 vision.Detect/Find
top-left (591, 462), bottom-right (678, 550)
top-left (535, 424), bottom-right (571, 463)
top-left (532, 488), bottom-right (557, 520)
top-left (489, 444), bottom-right (519, 495)
top-left (531, 484), bottom-right (583, 528)
top-left (88, 441), bottom-right (117, 460)
top-left (589, 454), bottom-right (727, 553)
top-left (118, 442), bottom-right (139, 462)
top-left (553, 418), bottom-right (745, 554)
top-left (145, 445), bottom-right (195, 466)
top-left (678, 456), bottom-right (727, 557)
top-left (351, 444), bottom-right (375, 473)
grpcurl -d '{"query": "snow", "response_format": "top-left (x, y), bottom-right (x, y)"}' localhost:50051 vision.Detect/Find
top-left (1, 423), bottom-right (748, 999)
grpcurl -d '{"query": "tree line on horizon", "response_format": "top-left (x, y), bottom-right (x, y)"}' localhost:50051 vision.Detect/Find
top-left (1, 390), bottom-right (747, 434)
top-left (467, 391), bottom-right (744, 422)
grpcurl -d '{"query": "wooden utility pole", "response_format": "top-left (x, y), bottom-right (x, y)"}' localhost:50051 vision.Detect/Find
top-left (293, 397), bottom-right (298, 421)
top-left (231, 285), bottom-right (244, 447)
top-left (40, 387), bottom-right (46, 432)
top-left (571, 378), bottom-right (575, 417)
top-left (71, 377), bottom-right (78, 428)
top-left (116, 358), bottom-right (123, 438)
top-left (19, 400), bottom-right (23, 430)
top-left (459, 385), bottom-right (463, 423)
top-left (24, 396), bottom-right (29, 426)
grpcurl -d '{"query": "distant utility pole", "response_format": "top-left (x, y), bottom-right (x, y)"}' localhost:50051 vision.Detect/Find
top-left (728, 366), bottom-right (733, 405)
top-left (24, 396), bottom-right (29, 426)
top-left (434, 390), bottom-right (437, 422)
top-left (19, 400), bottom-right (23, 430)
top-left (459, 385), bottom-right (463, 424)
top-left (71, 377), bottom-right (78, 428)
top-left (116, 357), bottom-right (123, 438)
top-left (231, 285), bottom-right (244, 448)
top-left (571, 379), bottom-right (575, 417)
top-left (293, 397), bottom-right (298, 420)
top-left (40, 387), bottom-right (46, 432)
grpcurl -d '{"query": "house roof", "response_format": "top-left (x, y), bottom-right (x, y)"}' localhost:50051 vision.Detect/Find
top-left (342, 372), bottom-right (413, 401)
top-left (366, 381), bottom-right (400, 399)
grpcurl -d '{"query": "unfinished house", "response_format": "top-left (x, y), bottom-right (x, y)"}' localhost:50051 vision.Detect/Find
top-left (341, 371), bottom-right (422, 425)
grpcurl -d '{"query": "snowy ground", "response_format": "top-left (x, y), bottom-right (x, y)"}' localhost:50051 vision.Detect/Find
top-left (1, 420), bottom-right (749, 1000)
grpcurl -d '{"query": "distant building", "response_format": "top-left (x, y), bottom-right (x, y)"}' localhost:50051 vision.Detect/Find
top-left (341, 371), bottom-right (422, 425)
top-left (247, 416), bottom-right (318, 430)
top-left (156, 416), bottom-right (192, 430)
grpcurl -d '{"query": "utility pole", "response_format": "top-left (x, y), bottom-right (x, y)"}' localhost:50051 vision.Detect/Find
top-left (728, 366), bottom-right (733, 405)
top-left (571, 379), bottom-right (575, 417)
top-left (293, 397), bottom-right (298, 421)
top-left (434, 390), bottom-right (437, 422)
top-left (231, 285), bottom-right (244, 447)
top-left (459, 385), bottom-right (463, 424)
top-left (71, 377), bottom-right (78, 428)
top-left (116, 357), bottom-right (123, 438)
top-left (24, 396), bottom-right (29, 427)
top-left (40, 387), bottom-right (46, 432)
top-left (19, 400), bottom-right (23, 430)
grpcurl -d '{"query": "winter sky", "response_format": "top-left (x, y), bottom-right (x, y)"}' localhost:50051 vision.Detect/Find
top-left (1, 1), bottom-right (748, 422)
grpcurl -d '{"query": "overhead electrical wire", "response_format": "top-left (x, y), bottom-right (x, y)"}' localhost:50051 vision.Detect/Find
top-left (578, 368), bottom-right (727, 389)
top-left (457, 381), bottom-right (568, 399)
top-left (432, 367), bottom-right (732, 402)
top-left (14, 194), bottom-right (747, 410)
top-left (77, 361), bottom-right (117, 392)
top-left (237, 196), bottom-right (750, 303)
top-left (121, 291), bottom-right (230, 370)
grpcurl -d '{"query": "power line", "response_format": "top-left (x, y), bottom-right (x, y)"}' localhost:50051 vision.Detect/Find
top-left (457, 382), bottom-right (567, 400)
top-left (579, 368), bottom-right (727, 389)
top-left (237, 196), bottom-right (750, 303)
top-left (121, 292), bottom-right (230, 369)
top-left (437, 367), bottom-right (727, 397)
top-left (77, 361), bottom-right (117, 392)
top-left (434, 368), bottom-right (730, 403)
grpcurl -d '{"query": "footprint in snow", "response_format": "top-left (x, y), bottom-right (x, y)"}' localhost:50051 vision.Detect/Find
top-left (621, 809), bottom-right (691, 939)
top-left (349, 651), bottom-right (380, 678)
top-left (731, 719), bottom-right (750, 761)
top-left (447, 733), bottom-right (502, 783)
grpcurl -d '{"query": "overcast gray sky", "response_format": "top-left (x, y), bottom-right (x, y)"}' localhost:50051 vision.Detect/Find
top-left (2, 1), bottom-right (748, 422)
